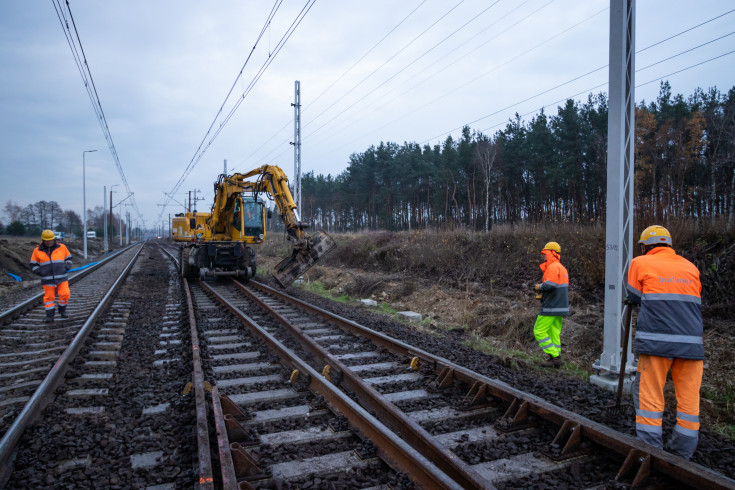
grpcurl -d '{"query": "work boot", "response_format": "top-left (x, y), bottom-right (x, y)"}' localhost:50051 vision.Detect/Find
top-left (59, 306), bottom-right (68, 318)
top-left (541, 353), bottom-right (562, 368)
top-left (44, 312), bottom-right (54, 323)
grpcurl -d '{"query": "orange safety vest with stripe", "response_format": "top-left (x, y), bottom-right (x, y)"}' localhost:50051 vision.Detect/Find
top-left (538, 251), bottom-right (569, 316)
top-left (30, 241), bottom-right (72, 286)
top-left (626, 247), bottom-right (703, 360)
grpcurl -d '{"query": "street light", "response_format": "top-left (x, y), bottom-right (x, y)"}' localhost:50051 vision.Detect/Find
top-left (83, 149), bottom-right (97, 259)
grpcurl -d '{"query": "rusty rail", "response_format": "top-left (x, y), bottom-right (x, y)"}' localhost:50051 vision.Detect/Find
top-left (160, 244), bottom-right (216, 489)
top-left (234, 280), bottom-right (491, 489)
top-left (198, 279), bottom-right (464, 490)
top-left (249, 280), bottom-right (735, 490)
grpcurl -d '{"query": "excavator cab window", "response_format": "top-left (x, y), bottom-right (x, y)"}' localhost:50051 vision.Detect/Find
top-left (242, 199), bottom-right (264, 236)
top-left (233, 200), bottom-right (242, 231)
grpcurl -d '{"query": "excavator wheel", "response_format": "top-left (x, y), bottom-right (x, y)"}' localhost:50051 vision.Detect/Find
top-left (181, 247), bottom-right (192, 279)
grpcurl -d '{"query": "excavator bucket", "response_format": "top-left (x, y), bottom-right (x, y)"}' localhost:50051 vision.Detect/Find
top-left (273, 231), bottom-right (336, 288)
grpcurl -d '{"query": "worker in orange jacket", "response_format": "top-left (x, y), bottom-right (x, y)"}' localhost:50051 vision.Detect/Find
top-left (533, 241), bottom-right (569, 368)
top-left (626, 225), bottom-right (703, 460)
top-left (30, 230), bottom-right (72, 322)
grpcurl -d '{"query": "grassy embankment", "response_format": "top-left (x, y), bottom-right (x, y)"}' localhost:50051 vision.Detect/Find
top-left (257, 221), bottom-right (735, 438)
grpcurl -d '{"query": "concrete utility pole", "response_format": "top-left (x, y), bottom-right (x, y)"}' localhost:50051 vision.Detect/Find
top-left (291, 80), bottom-right (302, 217)
top-left (82, 149), bottom-right (96, 259)
top-left (109, 184), bottom-right (118, 250)
top-left (591, 0), bottom-right (636, 391)
top-left (224, 159), bottom-right (228, 176)
top-left (103, 186), bottom-right (108, 251)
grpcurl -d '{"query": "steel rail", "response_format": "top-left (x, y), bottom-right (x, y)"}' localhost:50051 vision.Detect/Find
top-left (198, 280), bottom-right (464, 490)
top-left (0, 242), bottom-right (138, 325)
top-left (249, 280), bottom-right (735, 490)
top-left (0, 244), bottom-right (144, 485)
top-left (160, 244), bottom-right (216, 489)
top-left (183, 278), bottom-right (215, 489)
top-left (234, 280), bottom-right (491, 490)
top-left (210, 385), bottom-right (238, 490)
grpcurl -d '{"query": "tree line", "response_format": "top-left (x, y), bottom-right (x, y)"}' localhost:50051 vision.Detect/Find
top-left (2, 200), bottom-right (125, 238)
top-left (299, 82), bottom-right (735, 232)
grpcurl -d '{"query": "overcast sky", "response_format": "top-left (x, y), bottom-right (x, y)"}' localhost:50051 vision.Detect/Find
top-left (1, 1), bottom-right (733, 230)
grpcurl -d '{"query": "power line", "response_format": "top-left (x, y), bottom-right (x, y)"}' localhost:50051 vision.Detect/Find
top-left (264, 5), bottom-right (734, 170)
top-left (51, 0), bottom-right (146, 227)
top-left (477, 48), bottom-right (735, 136)
top-left (251, 0), bottom-right (559, 167)
top-left (244, 0), bottom-right (430, 162)
top-left (285, 1), bottom-right (605, 164)
top-left (158, 0), bottom-right (316, 223)
top-left (433, 31), bottom-right (735, 143)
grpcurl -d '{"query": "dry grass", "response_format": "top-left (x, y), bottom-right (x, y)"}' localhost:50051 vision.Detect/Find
top-left (257, 222), bottom-right (735, 434)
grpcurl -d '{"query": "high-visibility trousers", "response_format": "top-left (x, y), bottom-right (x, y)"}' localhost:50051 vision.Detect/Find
top-left (42, 281), bottom-right (70, 312)
top-left (633, 354), bottom-right (703, 459)
top-left (533, 315), bottom-right (562, 357)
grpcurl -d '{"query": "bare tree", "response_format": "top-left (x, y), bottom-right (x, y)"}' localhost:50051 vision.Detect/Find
top-left (474, 138), bottom-right (497, 233)
top-left (4, 200), bottom-right (22, 222)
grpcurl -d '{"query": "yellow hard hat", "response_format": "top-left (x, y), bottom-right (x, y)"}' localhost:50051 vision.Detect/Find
top-left (41, 229), bottom-right (55, 241)
top-left (543, 241), bottom-right (561, 253)
top-left (638, 225), bottom-right (672, 246)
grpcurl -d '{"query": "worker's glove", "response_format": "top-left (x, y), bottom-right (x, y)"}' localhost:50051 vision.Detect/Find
top-left (65, 261), bottom-right (72, 271)
top-left (622, 296), bottom-right (634, 305)
top-left (534, 284), bottom-right (541, 292)
top-left (535, 293), bottom-right (543, 300)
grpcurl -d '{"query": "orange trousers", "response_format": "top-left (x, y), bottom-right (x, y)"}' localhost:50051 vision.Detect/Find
top-left (42, 281), bottom-right (70, 312)
top-left (634, 354), bottom-right (703, 459)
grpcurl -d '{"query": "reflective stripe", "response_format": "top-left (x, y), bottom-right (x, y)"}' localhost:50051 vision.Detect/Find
top-left (30, 260), bottom-right (39, 265)
top-left (636, 409), bottom-right (663, 419)
top-left (642, 293), bottom-right (701, 304)
top-left (538, 340), bottom-right (552, 348)
top-left (42, 274), bottom-right (67, 281)
top-left (677, 411), bottom-right (699, 423)
top-left (636, 422), bottom-right (662, 434)
top-left (542, 281), bottom-right (568, 288)
top-left (542, 307), bottom-right (568, 313)
top-left (50, 259), bottom-right (66, 264)
top-left (673, 424), bottom-right (699, 437)
top-left (552, 343), bottom-right (561, 348)
top-left (636, 332), bottom-right (703, 344)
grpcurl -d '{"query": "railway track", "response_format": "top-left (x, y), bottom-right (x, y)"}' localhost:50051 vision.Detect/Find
top-left (1, 242), bottom-right (732, 488)
top-left (182, 266), bottom-right (735, 489)
top-left (0, 244), bottom-right (143, 482)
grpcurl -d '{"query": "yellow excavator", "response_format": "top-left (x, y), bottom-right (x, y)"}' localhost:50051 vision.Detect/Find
top-left (171, 165), bottom-right (335, 287)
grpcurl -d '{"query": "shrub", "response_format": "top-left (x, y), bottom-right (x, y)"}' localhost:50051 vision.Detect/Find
top-left (6, 221), bottom-right (25, 236)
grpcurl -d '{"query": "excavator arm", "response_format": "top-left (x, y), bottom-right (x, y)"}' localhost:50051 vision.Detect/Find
top-left (226, 165), bottom-right (336, 287)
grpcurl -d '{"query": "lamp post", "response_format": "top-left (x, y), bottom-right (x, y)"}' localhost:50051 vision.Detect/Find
top-left (82, 149), bottom-right (97, 259)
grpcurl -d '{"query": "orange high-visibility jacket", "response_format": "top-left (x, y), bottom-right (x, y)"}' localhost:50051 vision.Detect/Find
top-left (626, 247), bottom-right (703, 359)
top-left (30, 241), bottom-right (72, 286)
top-left (538, 252), bottom-right (569, 316)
